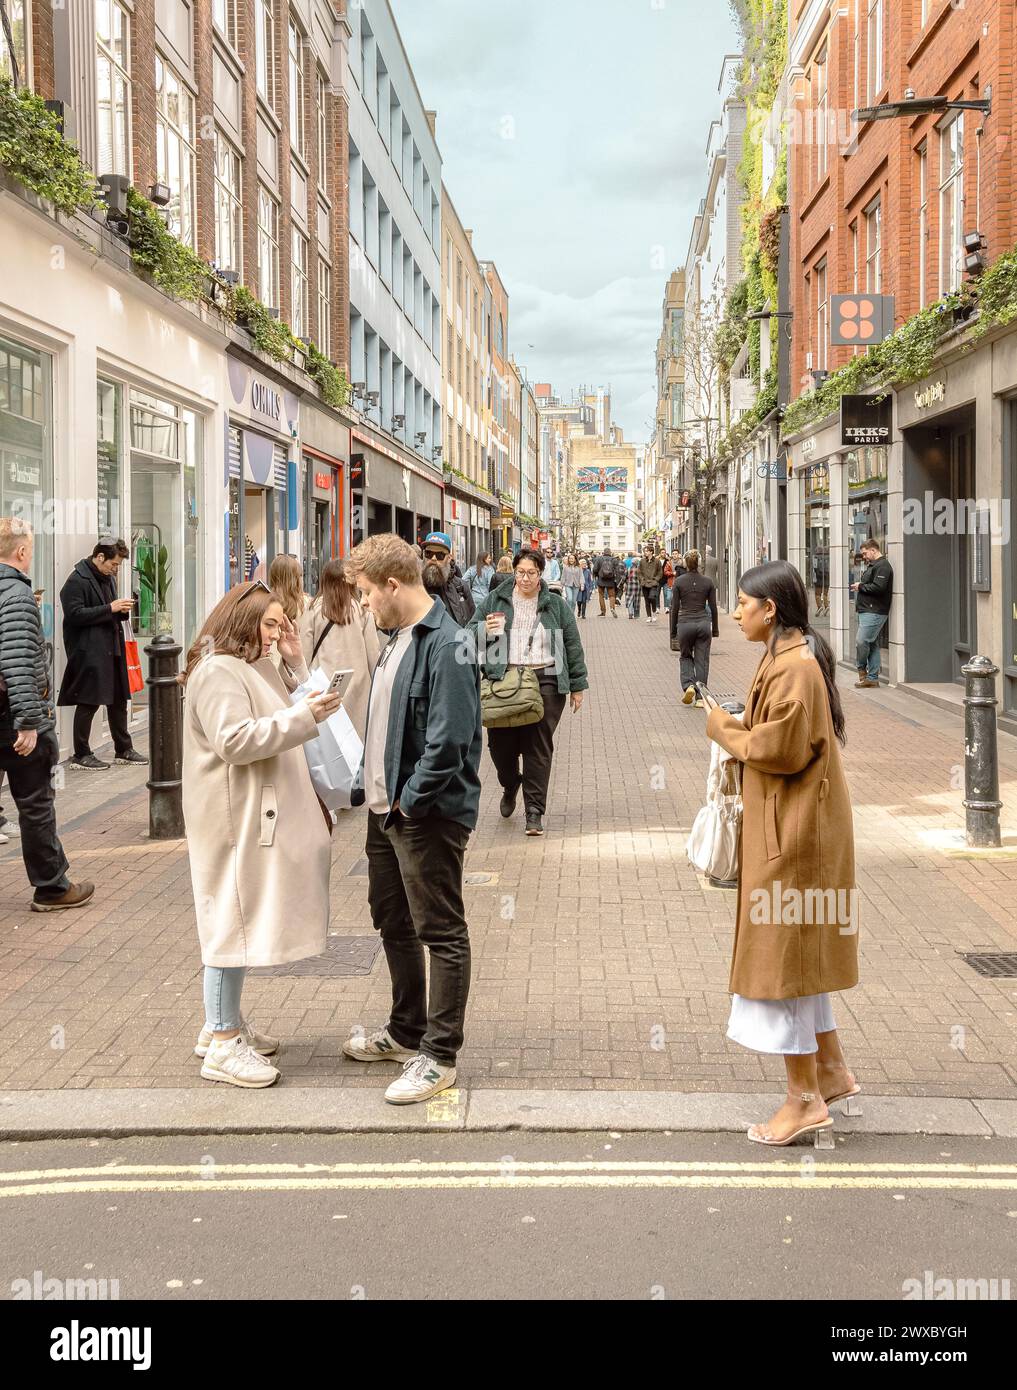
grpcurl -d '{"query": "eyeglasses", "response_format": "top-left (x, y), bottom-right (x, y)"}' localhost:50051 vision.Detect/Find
top-left (237, 578), bottom-right (271, 602)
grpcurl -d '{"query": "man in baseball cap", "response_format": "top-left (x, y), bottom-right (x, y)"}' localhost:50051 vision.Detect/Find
top-left (421, 532), bottom-right (475, 627)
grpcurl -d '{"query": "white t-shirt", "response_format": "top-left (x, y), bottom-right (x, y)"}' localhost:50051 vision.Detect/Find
top-left (363, 625), bottom-right (415, 815)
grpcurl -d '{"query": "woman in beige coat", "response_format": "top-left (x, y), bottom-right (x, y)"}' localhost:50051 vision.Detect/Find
top-left (298, 557), bottom-right (381, 740)
top-left (182, 580), bottom-right (342, 1088)
top-left (701, 560), bottom-right (859, 1146)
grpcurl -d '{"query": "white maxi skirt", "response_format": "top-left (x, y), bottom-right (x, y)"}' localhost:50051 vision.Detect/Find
top-left (727, 993), bottom-right (836, 1055)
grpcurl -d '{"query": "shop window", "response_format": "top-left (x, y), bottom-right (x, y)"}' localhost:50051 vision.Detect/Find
top-left (0, 336), bottom-right (54, 656)
top-left (96, 378), bottom-right (122, 534)
top-left (846, 446), bottom-right (888, 663)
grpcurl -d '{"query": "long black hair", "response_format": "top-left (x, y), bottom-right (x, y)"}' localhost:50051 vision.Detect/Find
top-left (738, 560), bottom-right (846, 745)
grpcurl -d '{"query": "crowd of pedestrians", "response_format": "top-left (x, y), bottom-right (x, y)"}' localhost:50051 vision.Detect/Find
top-left (0, 515), bottom-right (886, 1140)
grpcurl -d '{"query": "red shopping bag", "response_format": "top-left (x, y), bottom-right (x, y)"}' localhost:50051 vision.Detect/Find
top-left (125, 622), bottom-right (144, 695)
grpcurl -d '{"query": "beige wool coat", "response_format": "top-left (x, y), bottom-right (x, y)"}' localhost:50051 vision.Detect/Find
top-left (182, 653), bottom-right (331, 968)
top-left (705, 634), bottom-right (858, 1001)
top-left (298, 598), bottom-right (380, 740)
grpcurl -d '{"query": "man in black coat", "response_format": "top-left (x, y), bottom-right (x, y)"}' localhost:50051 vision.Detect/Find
top-left (0, 518), bottom-right (94, 911)
top-left (420, 532), bottom-right (476, 627)
top-left (58, 539), bottom-right (148, 771)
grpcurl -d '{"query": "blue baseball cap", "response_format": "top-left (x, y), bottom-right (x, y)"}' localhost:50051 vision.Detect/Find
top-left (423, 532), bottom-right (452, 553)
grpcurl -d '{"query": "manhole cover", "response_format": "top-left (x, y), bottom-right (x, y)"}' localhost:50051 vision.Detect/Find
top-left (959, 952), bottom-right (1017, 978)
top-left (250, 936), bottom-right (381, 977)
top-left (347, 857), bottom-right (369, 876)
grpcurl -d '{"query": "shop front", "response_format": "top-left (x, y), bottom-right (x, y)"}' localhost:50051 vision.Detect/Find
top-left (301, 400), bottom-right (351, 594)
top-left (443, 480), bottom-right (497, 568)
top-left (349, 425), bottom-right (443, 552)
top-left (225, 354), bottom-right (299, 591)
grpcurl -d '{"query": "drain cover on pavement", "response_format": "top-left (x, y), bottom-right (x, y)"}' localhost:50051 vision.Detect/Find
top-left (250, 936), bottom-right (381, 977)
top-left (959, 952), bottom-right (1017, 978)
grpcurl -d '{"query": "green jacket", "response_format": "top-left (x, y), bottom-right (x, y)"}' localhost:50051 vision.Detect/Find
top-left (469, 578), bottom-right (589, 697)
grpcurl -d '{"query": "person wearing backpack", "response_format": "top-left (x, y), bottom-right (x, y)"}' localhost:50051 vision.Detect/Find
top-left (593, 547), bottom-right (620, 617)
top-left (299, 557), bottom-right (380, 740)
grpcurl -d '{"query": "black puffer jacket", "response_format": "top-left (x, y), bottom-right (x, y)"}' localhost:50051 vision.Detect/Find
top-left (0, 563), bottom-right (54, 745)
top-left (426, 574), bottom-right (476, 627)
top-left (57, 558), bottom-right (130, 708)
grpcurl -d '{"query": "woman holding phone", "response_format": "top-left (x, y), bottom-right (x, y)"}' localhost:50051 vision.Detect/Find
top-left (299, 558), bottom-right (380, 740)
top-left (182, 580), bottom-right (343, 1088)
top-left (699, 560), bottom-right (859, 1146)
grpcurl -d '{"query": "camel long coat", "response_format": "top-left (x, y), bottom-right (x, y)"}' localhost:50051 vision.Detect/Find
top-left (182, 654), bottom-right (330, 968)
top-left (705, 634), bottom-right (858, 1000)
top-left (298, 598), bottom-right (380, 741)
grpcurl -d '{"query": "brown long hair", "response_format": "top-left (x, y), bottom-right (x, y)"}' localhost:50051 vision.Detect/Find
top-left (312, 557), bottom-right (355, 626)
top-left (182, 583), bottom-right (277, 683)
top-left (268, 554), bottom-right (305, 622)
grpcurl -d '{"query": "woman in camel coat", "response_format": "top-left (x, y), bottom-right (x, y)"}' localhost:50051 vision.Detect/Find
top-left (182, 579), bottom-right (342, 1089)
top-left (299, 557), bottom-right (380, 740)
top-left (701, 559), bottom-right (859, 1147)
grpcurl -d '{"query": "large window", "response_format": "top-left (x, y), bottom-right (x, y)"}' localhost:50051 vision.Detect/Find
top-left (815, 258), bottom-right (828, 371)
top-left (255, 0), bottom-right (275, 106)
top-left (1, 336), bottom-right (54, 653)
top-left (917, 142), bottom-right (928, 308)
top-left (155, 54), bottom-right (195, 247)
top-left (866, 0), bottom-right (883, 103)
top-left (288, 19), bottom-right (304, 158)
top-left (939, 114), bottom-right (965, 295)
top-left (0, 0), bottom-right (27, 86)
top-left (257, 185), bottom-right (280, 309)
top-left (96, 0), bottom-right (131, 177)
top-left (317, 258), bottom-right (331, 358)
top-left (213, 129), bottom-right (242, 276)
top-left (864, 197), bottom-right (881, 292)
top-left (291, 228), bottom-right (308, 339)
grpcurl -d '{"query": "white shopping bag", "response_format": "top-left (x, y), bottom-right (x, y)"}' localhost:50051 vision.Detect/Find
top-left (687, 714), bottom-right (743, 886)
top-left (290, 668), bottom-right (365, 811)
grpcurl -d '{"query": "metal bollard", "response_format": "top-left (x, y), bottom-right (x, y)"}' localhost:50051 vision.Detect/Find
top-left (961, 655), bottom-right (1002, 848)
top-left (144, 632), bottom-right (184, 840)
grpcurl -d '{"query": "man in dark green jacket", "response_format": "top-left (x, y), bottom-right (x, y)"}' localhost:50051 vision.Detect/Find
top-left (345, 534), bottom-right (481, 1107)
top-left (469, 549), bottom-right (588, 837)
top-left (0, 519), bottom-right (94, 912)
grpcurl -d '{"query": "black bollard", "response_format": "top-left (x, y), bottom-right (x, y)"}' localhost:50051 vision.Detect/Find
top-left (961, 655), bottom-right (1002, 848)
top-left (145, 632), bottom-right (184, 839)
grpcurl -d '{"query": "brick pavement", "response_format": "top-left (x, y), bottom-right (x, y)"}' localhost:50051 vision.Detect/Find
top-left (1, 613), bottom-right (1016, 1099)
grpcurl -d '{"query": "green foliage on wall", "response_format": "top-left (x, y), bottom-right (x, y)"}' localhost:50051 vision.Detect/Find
top-left (126, 187), bottom-right (209, 301)
top-left (0, 79), bottom-right (98, 213)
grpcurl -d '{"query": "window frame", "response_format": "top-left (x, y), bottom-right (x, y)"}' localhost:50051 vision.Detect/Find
top-left (315, 71), bottom-right (328, 194)
top-left (917, 141), bottom-right (929, 308)
top-left (866, 0), bottom-right (884, 104)
top-left (95, 0), bottom-right (132, 179)
top-left (291, 227), bottom-right (308, 339)
top-left (212, 0), bottom-right (237, 50)
top-left (257, 184), bottom-right (280, 310)
top-left (815, 257), bottom-right (829, 371)
top-left (317, 256), bottom-right (331, 358)
top-left (864, 197), bottom-right (881, 293)
top-left (938, 113), bottom-right (965, 296)
top-left (212, 127), bottom-right (243, 277)
top-left (255, 0), bottom-right (275, 108)
top-left (155, 52), bottom-right (196, 248)
top-left (287, 18), bottom-right (305, 160)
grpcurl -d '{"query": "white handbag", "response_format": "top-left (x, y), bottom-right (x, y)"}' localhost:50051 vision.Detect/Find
top-left (687, 720), bottom-right (743, 887)
top-left (289, 668), bottom-right (365, 812)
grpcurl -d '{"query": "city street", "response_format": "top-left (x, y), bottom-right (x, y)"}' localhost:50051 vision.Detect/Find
top-left (1, 614), bottom-right (1016, 1121)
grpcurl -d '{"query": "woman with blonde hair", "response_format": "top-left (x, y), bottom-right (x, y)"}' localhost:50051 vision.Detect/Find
top-left (488, 552), bottom-right (514, 593)
top-left (182, 580), bottom-right (342, 1088)
top-left (299, 557), bottom-right (380, 740)
top-left (268, 553), bottom-right (310, 623)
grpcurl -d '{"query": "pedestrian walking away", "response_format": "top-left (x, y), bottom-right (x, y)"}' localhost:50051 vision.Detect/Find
top-left (269, 553), bottom-right (312, 624)
top-left (850, 539), bottom-right (892, 687)
top-left (623, 561), bottom-right (641, 619)
top-left (346, 534), bottom-right (483, 1105)
top-left (0, 518), bottom-right (94, 912)
top-left (700, 559), bottom-right (859, 1146)
top-left (57, 539), bottom-right (148, 771)
top-left (671, 549), bottom-right (719, 703)
top-left (470, 549), bottom-right (588, 837)
top-left (638, 547), bottom-right (664, 622)
top-left (299, 557), bottom-right (381, 740)
top-left (421, 532), bottom-right (476, 626)
top-left (593, 547), bottom-right (621, 616)
top-left (462, 552), bottom-right (495, 608)
top-left (181, 579), bottom-right (344, 1089)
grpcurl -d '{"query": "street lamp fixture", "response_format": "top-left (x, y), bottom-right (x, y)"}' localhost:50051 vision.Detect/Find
top-left (853, 89), bottom-right (991, 123)
top-left (964, 230), bottom-right (988, 277)
top-left (391, 413), bottom-right (406, 429)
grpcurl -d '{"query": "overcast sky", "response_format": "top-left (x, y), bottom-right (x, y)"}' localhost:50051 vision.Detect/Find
top-left (390, 0), bottom-right (740, 441)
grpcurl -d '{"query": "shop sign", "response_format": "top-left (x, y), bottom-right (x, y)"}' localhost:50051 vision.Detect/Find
top-left (841, 393), bottom-right (892, 447)
top-left (350, 454), bottom-right (366, 488)
top-left (801, 436), bottom-right (817, 457)
top-left (314, 471), bottom-right (331, 490)
top-left (7, 459), bottom-right (41, 488)
top-left (449, 499), bottom-right (459, 521)
top-left (913, 380), bottom-right (946, 411)
top-left (252, 379), bottom-right (282, 425)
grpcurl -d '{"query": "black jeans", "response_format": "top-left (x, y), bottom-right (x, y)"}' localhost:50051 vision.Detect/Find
top-left (73, 702), bottom-right (133, 758)
top-left (365, 810), bottom-right (471, 1066)
top-left (0, 732), bottom-right (71, 893)
top-left (642, 584), bottom-right (660, 616)
top-left (676, 617), bottom-right (713, 692)
top-left (487, 675), bottom-right (566, 816)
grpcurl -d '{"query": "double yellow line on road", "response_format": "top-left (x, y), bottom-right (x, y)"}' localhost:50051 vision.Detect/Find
top-left (2, 1160), bottom-right (1017, 1198)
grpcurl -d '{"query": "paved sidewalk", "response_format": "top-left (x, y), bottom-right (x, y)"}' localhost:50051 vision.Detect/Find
top-left (1, 613), bottom-right (1016, 1105)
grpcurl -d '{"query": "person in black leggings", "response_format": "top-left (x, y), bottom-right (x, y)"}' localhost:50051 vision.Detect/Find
top-left (670, 549), bottom-right (719, 706)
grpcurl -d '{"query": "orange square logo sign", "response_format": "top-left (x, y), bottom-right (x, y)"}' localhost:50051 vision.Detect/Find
top-left (830, 294), bottom-right (895, 346)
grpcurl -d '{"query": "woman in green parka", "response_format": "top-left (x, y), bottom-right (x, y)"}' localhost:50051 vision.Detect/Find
top-left (469, 550), bottom-right (588, 837)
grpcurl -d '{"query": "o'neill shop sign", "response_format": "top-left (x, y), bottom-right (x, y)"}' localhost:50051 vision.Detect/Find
top-left (840, 394), bottom-right (891, 448)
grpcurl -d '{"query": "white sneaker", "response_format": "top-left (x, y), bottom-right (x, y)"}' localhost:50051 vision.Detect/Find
top-left (199, 1035), bottom-right (280, 1088)
top-left (0, 822), bottom-right (18, 836)
top-left (342, 1025), bottom-right (417, 1063)
top-left (194, 1016), bottom-right (279, 1058)
top-left (384, 1054), bottom-right (457, 1105)
top-left (681, 686), bottom-right (696, 705)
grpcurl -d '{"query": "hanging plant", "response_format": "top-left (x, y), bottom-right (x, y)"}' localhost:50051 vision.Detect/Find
top-left (0, 79), bottom-right (98, 213)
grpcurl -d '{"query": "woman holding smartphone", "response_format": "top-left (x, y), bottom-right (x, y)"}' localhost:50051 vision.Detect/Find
top-left (182, 580), bottom-right (343, 1088)
top-left (699, 560), bottom-right (859, 1146)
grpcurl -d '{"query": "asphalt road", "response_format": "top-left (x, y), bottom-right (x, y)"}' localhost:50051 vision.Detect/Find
top-left (0, 1130), bottom-right (1015, 1303)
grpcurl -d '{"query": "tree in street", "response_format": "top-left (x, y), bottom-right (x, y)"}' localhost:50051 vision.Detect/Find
top-left (556, 473), bottom-right (599, 554)
top-left (681, 292), bottom-right (732, 553)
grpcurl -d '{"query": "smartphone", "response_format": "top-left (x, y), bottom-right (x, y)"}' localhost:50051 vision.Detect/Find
top-left (326, 668), bottom-right (355, 701)
top-left (696, 681), bottom-right (718, 706)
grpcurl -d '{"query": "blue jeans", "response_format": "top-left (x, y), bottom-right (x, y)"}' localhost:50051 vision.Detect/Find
top-left (203, 966), bottom-right (247, 1031)
top-left (662, 585), bottom-right (672, 610)
top-left (856, 612), bottom-right (888, 680)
